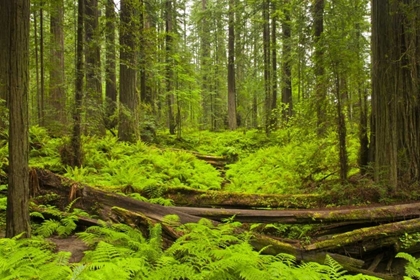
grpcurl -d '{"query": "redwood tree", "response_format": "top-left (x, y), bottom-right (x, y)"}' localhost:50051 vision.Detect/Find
top-left (371, 0), bottom-right (420, 189)
top-left (119, 0), bottom-right (139, 142)
top-left (48, 0), bottom-right (66, 134)
top-left (227, 0), bottom-right (237, 130)
top-left (3, 0), bottom-right (31, 238)
top-left (105, 0), bottom-right (117, 131)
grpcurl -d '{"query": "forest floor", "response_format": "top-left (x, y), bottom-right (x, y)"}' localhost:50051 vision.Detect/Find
top-left (2, 129), bottom-right (420, 278)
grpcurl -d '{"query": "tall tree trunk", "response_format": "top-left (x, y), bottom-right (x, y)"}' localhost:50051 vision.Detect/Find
top-left (281, 0), bottom-right (293, 120)
top-left (356, 22), bottom-right (369, 173)
top-left (119, 0), bottom-right (139, 142)
top-left (139, 0), bottom-right (153, 108)
top-left (335, 71), bottom-right (348, 182)
top-left (270, 1), bottom-right (278, 129)
top-left (33, 9), bottom-right (41, 126)
top-left (85, 0), bottom-right (104, 135)
top-left (200, 0), bottom-right (210, 130)
top-left (71, 0), bottom-right (85, 168)
top-left (165, 0), bottom-right (176, 135)
top-left (49, 0), bottom-right (66, 135)
top-left (313, 0), bottom-right (325, 136)
top-left (39, 2), bottom-right (45, 127)
top-left (371, 0), bottom-right (420, 190)
top-left (105, 0), bottom-right (117, 131)
top-left (252, 27), bottom-right (258, 128)
top-left (4, 0), bottom-right (31, 238)
top-left (227, 0), bottom-right (237, 130)
top-left (0, 0), bottom-right (10, 131)
top-left (263, 0), bottom-right (271, 133)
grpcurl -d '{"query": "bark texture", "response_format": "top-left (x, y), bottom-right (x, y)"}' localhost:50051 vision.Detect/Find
top-left (227, 0), bottom-right (237, 130)
top-left (313, 0), bottom-right (326, 136)
top-left (105, 0), bottom-right (117, 131)
top-left (371, 0), bottom-right (420, 189)
top-left (119, 0), bottom-right (139, 142)
top-left (85, 0), bottom-right (104, 135)
top-left (5, 0), bottom-right (31, 238)
top-left (48, 0), bottom-right (66, 134)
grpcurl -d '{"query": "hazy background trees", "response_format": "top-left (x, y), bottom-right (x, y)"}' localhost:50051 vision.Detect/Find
top-left (20, 0), bottom-right (420, 190)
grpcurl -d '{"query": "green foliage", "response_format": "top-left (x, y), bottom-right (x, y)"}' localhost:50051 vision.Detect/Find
top-left (225, 127), bottom-right (359, 194)
top-left (159, 129), bottom-right (272, 159)
top-left (0, 218), bottom-right (397, 279)
top-left (33, 201), bottom-right (88, 237)
top-left (0, 235), bottom-right (72, 280)
top-left (26, 129), bottom-right (222, 194)
top-left (400, 232), bottom-right (420, 249)
top-left (62, 135), bottom-right (223, 191)
top-left (29, 126), bottom-right (65, 173)
top-left (396, 252), bottom-right (420, 279)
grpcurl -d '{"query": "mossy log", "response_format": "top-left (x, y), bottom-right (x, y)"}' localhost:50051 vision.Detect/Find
top-left (33, 169), bottom-right (204, 225)
top-left (170, 202), bottom-right (420, 224)
top-left (31, 169), bottom-right (410, 279)
top-left (140, 186), bottom-right (323, 209)
top-left (305, 218), bottom-right (420, 251)
top-left (169, 149), bottom-right (228, 168)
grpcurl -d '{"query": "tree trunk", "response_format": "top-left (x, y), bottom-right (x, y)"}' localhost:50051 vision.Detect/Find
top-left (33, 9), bottom-right (41, 126)
top-left (39, 3), bottom-right (45, 127)
top-left (165, 0), bottom-right (176, 135)
top-left (85, 0), bottom-right (104, 135)
top-left (270, 1), bottom-right (278, 128)
top-left (281, 0), bottom-right (293, 120)
top-left (227, 0), bottom-right (237, 130)
top-left (119, 0), bottom-right (139, 142)
top-left (200, 0), bottom-right (211, 130)
top-left (70, 0), bottom-right (85, 168)
top-left (105, 0), bottom-right (117, 131)
top-left (371, 0), bottom-right (420, 190)
top-left (0, 0), bottom-right (10, 131)
top-left (263, 0), bottom-right (271, 133)
top-left (335, 73), bottom-right (348, 182)
top-left (313, 0), bottom-right (325, 136)
top-left (48, 0), bottom-right (66, 135)
top-left (139, 0), bottom-right (154, 108)
top-left (5, 0), bottom-right (31, 238)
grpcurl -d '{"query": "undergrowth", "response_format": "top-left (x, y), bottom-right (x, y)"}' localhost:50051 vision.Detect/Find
top-left (24, 124), bottom-right (363, 197)
top-left (28, 126), bottom-right (222, 192)
top-left (0, 218), bottom-right (388, 279)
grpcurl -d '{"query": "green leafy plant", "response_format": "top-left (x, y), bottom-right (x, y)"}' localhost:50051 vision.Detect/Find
top-left (396, 252), bottom-right (420, 279)
top-left (33, 200), bottom-right (89, 238)
top-left (0, 234), bottom-right (72, 280)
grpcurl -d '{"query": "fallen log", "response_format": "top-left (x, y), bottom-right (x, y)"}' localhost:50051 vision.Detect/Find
top-left (140, 186), bottom-right (324, 209)
top-left (305, 218), bottom-right (420, 251)
top-left (31, 168), bottom-right (410, 278)
top-left (34, 169), bottom-right (204, 225)
top-left (170, 202), bottom-right (420, 224)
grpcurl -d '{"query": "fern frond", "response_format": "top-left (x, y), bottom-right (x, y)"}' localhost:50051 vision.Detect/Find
top-left (35, 219), bottom-right (61, 237)
top-left (324, 254), bottom-right (347, 279)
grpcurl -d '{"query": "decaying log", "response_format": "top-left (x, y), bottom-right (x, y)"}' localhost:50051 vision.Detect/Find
top-left (171, 202), bottom-right (420, 224)
top-left (140, 186), bottom-right (324, 209)
top-left (305, 218), bottom-right (420, 251)
top-left (32, 168), bottom-right (410, 279)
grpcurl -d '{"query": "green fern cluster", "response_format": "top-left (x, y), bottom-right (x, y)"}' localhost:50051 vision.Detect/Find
top-left (0, 217), bottom-right (397, 279)
top-left (0, 235), bottom-right (72, 280)
top-left (397, 252), bottom-right (420, 279)
top-left (225, 129), bottom-right (359, 194)
top-left (62, 134), bottom-right (222, 191)
top-left (161, 129), bottom-right (273, 159)
top-left (28, 126), bottom-right (64, 173)
top-left (26, 127), bottom-right (222, 194)
top-left (32, 201), bottom-right (89, 237)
